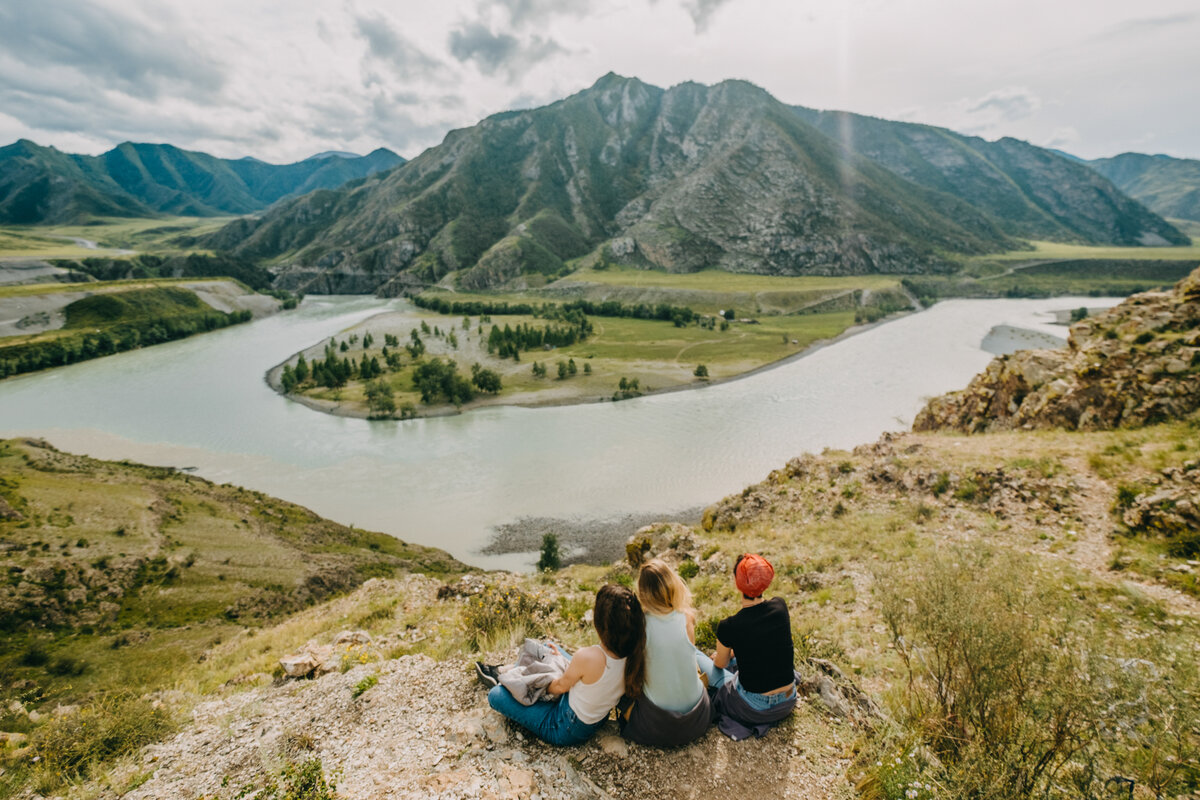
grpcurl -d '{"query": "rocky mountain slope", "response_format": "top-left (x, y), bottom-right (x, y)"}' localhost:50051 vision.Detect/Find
top-left (0, 140), bottom-right (404, 224)
top-left (914, 265), bottom-right (1200, 433)
top-left (206, 74), bottom-right (1186, 296)
top-left (1088, 152), bottom-right (1200, 223)
top-left (207, 75), bottom-right (1028, 294)
top-left (791, 108), bottom-right (1187, 246)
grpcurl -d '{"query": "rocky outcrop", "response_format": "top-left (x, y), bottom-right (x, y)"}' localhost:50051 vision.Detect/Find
top-left (1118, 460), bottom-right (1200, 558)
top-left (914, 267), bottom-right (1200, 433)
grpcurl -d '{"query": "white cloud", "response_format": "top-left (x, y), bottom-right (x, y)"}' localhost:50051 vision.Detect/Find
top-left (0, 0), bottom-right (1196, 162)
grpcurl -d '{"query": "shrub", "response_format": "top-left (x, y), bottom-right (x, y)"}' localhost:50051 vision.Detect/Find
top-left (47, 656), bottom-right (86, 677)
top-left (878, 548), bottom-right (1139, 799)
top-left (1113, 483), bottom-right (1143, 510)
top-left (953, 478), bottom-right (978, 502)
top-left (930, 472), bottom-right (951, 496)
top-left (678, 560), bottom-right (699, 579)
top-left (537, 533), bottom-right (561, 572)
top-left (351, 674), bottom-right (378, 699)
top-left (693, 616), bottom-right (720, 652)
top-left (241, 757), bottom-right (338, 800)
top-left (19, 644), bottom-right (48, 667)
top-left (463, 584), bottom-right (549, 649)
top-left (31, 695), bottom-right (172, 788)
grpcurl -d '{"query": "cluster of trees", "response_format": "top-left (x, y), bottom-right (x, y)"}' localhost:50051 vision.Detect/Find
top-left (412, 358), bottom-right (474, 406)
top-left (531, 358), bottom-right (588, 380)
top-left (612, 376), bottom-right (643, 401)
top-left (279, 343), bottom-right (384, 393)
top-left (486, 318), bottom-right (591, 360)
top-left (0, 309), bottom-right (251, 380)
top-left (410, 294), bottom-right (698, 327)
top-left (56, 252), bottom-right (275, 292)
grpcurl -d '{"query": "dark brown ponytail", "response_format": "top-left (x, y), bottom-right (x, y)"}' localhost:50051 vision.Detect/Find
top-left (594, 583), bottom-right (646, 697)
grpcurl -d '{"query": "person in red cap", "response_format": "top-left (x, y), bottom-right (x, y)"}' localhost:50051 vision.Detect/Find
top-left (698, 553), bottom-right (798, 740)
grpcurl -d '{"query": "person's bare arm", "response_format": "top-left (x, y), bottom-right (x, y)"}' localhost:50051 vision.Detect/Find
top-left (713, 640), bottom-right (733, 669)
top-left (685, 609), bottom-right (696, 645)
top-left (548, 645), bottom-right (604, 696)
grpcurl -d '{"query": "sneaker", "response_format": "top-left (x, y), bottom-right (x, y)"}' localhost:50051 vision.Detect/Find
top-left (475, 661), bottom-right (500, 688)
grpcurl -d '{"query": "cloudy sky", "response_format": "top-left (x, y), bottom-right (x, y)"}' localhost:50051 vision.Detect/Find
top-left (0, 0), bottom-right (1196, 164)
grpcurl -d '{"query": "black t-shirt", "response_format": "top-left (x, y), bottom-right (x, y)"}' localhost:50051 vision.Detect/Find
top-left (715, 597), bottom-right (794, 693)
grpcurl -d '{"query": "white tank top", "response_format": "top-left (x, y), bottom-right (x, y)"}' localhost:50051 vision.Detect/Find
top-left (568, 650), bottom-right (627, 724)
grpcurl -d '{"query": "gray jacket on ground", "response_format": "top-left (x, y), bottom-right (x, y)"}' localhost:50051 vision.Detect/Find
top-left (497, 639), bottom-right (569, 706)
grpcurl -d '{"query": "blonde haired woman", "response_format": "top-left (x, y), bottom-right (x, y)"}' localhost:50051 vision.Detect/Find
top-left (618, 559), bottom-right (713, 746)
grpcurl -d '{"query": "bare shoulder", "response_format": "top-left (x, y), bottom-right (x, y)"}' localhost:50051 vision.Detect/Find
top-left (572, 645), bottom-right (607, 683)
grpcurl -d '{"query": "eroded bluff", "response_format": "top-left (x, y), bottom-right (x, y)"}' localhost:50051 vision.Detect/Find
top-left (914, 266), bottom-right (1200, 433)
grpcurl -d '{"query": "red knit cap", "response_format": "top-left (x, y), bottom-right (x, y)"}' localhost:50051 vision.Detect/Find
top-left (735, 553), bottom-right (774, 597)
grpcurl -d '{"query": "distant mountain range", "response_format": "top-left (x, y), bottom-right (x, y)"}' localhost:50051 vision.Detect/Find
top-left (1085, 153), bottom-right (1200, 223)
top-left (204, 74), bottom-right (1186, 293)
top-left (0, 140), bottom-right (404, 224)
top-left (790, 109), bottom-right (1183, 246)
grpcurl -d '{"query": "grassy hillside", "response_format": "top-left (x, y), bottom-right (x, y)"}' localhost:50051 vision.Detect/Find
top-left (3, 417), bottom-right (1197, 798)
top-left (0, 281), bottom-right (269, 380)
top-left (0, 436), bottom-right (462, 706)
top-left (1090, 152), bottom-right (1200, 222)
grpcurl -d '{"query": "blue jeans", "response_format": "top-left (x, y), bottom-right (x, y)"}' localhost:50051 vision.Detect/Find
top-left (487, 685), bottom-right (603, 746)
top-left (694, 650), bottom-right (796, 708)
top-left (735, 680), bottom-right (797, 711)
top-left (695, 649), bottom-right (732, 689)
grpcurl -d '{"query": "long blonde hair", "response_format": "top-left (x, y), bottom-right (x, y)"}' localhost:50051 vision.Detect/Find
top-left (636, 559), bottom-right (693, 617)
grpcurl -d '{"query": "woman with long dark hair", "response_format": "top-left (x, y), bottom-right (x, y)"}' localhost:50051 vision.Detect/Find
top-left (483, 584), bottom-right (646, 745)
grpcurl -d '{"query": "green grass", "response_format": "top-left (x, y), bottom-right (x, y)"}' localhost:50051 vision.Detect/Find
top-left (568, 265), bottom-right (903, 293)
top-left (0, 438), bottom-right (464, 712)
top-left (0, 230), bottom-right (101, 259)
top-left (0, 276), bottom-right (228, 301)
top-left (978, 239), bottom-right (1200, 263)
top-left (291, 309), bottom-right (859, 412)
top-left (0, 217), bottom-right (235, 258)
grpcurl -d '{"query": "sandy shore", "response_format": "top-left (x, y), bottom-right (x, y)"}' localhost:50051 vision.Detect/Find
top-left (484, 508), bottom-right (705, 564)
top-left (265, 306), bottom-right (920, 419)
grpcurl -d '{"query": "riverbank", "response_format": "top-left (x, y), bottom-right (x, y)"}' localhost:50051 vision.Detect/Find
top-left (265, 303), bottom-right (917, 420)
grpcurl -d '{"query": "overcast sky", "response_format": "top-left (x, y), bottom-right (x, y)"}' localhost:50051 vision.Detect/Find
top-left (0, 0), bottom-right (1196, 164)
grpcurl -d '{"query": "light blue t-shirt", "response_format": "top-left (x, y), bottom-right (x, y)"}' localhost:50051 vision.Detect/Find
top-left (642, 610), bottom-right (704, 713)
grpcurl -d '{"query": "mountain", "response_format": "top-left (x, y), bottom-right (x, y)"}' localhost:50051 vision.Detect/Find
top-left (790, 108), bottom-right (1187, 246)
top-left (0, 140), bottom-right (405, 224)
top-left (0, 139), bottom-right (153, 223)
top-left (208, 74), bottom-right (1029, 294)
top-left (306, 150), bottom-right (362, 160)
top-left (1087, 152), bottom-right (1200, 223)
top-left (207, 75), bottom-right (1186, 295)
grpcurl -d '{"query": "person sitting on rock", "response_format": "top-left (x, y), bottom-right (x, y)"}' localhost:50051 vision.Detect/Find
top-left (699, 553), bottom-right (799, 740)
top-left (617, 559), bottom-right (713, 746)
top-left (481, 584), bottom-right (646, 746)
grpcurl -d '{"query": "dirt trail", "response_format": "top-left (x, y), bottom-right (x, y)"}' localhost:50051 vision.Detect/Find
top-left (1054, 457), bottom-right (1200, 618)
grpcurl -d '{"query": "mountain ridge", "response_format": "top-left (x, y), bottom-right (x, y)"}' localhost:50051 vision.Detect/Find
top-left (1087, 151), bottom-right (1200, 222)
top-left (789, 107), bottom-right (1187, 246)
top-left (204, 74), bottom-right (1185, 295)
top-left (0, 140), bottom-right (405, 224)
top-left (207, 75), bottom-right (1028, 293)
